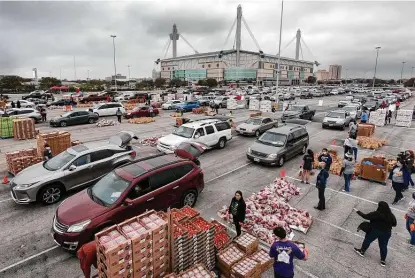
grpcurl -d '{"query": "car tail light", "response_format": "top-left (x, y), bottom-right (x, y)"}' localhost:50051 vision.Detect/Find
top-left (130, 151), bottom-right (136, 159)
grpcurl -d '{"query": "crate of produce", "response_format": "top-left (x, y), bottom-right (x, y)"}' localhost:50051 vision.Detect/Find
top-left (213, 230), bottom-right (231, 250)
top-left (217, 244), bottom-right (246, 277)
top-left (210, 219), bottom-right (227, 233)
top-left (180, 206), bottom-right (200, 220)
top-left (190, 217), bottom-right (215, 236)
top-left (357, 123), bottom-right (375, 137)
top-left (13, 118), bottom-right (36, 140)
top-left (177, 264), bottom-right (215, 278)
top-left (36, 131), bottom-right (71, 157)
top-left (128, 117), bottom-right (156, 124)
top-left (234, 233), bottom-right (259, 255)
top-left (171, 208), bottom-right (189, 224)
top-left (0, 117), bottom-right (14, 138)
top-left (356, 136), bottom-right (387, 150)
top-left (359, 157), bottom-right (389, 184)
top-left (230, 257), bottom-right (261, 278)
top-left (248, 249), bottom-right (273, 273)
top-left (138, 211), bottom-right (169, 244)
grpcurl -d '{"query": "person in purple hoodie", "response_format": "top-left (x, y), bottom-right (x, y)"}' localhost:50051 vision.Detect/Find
top-left (269, 227), bottom-right (308, 278)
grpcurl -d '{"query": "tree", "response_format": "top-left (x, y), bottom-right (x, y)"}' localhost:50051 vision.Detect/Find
top-left (39, 77), bottom-right (61, 90)
top-left (388, 79), bottom-right (396, 85)
top-left (169, 78), bottom-right (183, 88)
top-left (0, 75), bottom-right (24, 91)
top-left (154, 78), bottom-right (166, 88)
top-left (197, 79), bottom-right (207, 86)
top-left (205, 78), bottom-right (218, 88)
top-left (306, 76), bottom-right (317, 84)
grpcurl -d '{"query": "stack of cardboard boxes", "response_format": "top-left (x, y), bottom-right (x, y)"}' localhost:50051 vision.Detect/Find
top-left (36, 131), bottom-right (71, 157)
top-left (5, 148), bottom-right (42, 175)
top-left (0, 117), bottom-right (14, 138)
top-left (13, 118), bottom-right (36, 140)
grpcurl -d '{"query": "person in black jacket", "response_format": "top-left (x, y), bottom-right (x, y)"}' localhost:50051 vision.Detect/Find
top-left (228, 190), bottom-right (246, 237)
top-left (318, 148), bottom-right (332, 170)
top-left (314, 162), bottom-right (329, 210)
top-left (354, 201), bottom-right (397, 267)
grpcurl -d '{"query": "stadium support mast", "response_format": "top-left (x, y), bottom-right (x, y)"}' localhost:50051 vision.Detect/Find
top-left (295, 29), bottom-right (301, 60)
top-left (235, 5), bottom-right (242, 67)
top-left (170, 24), bottom-right (180, 58)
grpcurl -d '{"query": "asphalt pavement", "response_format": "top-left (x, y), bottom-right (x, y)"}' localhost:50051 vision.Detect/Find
top-left (0, 94), bottom-right (414, 278)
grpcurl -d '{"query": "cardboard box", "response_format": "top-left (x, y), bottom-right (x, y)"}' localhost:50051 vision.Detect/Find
top-left (359, 157), bottom-right (388, 183)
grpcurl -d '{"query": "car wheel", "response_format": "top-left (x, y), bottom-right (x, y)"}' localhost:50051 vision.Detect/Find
top-left (217, 137), bottom-right (226, 149)
top-left (88, 118), bottom-right (95, 124)
top-left (94, 113), bottom-right (99, 117)
top-left (301, 145), bottom-right (307, 154)
top-left (38, 184), bottom-right (64, 205)
top-left (255, 130), bottom-right (260, 137)
top-left (60, 121), bottom-right (67, 127)
top-left (181, 190), bottom-right (198, 207)
top-left (278, 156), bottom-right (284, 167)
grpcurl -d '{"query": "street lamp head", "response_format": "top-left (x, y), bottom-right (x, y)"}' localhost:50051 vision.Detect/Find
top-left (110, 35), bottom-right (116, 38)
top-left (375, 46), bottom-right (381, 50)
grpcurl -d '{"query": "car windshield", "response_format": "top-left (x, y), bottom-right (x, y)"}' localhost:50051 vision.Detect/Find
top-left (43, 150), bottom-right (75, 171)
top-left (257, 132), bottom-right (286, 147)
top-left (343, 107), bottom-right (356, 112)
top-left (61, 112), bottom-right (73, 117)
top-left (287, 106), bottom-right (303, 111)
top-left (245, 118), bottom-right (262, 125)
top-left (327, 112), bottom-right (345, 118)
top-left (90, 172), bottom-right (131, 206)
top-left (173, 126), bottom-right (195, 138)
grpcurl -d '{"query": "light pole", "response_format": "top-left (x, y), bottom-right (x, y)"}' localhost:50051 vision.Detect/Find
top-left (372, 46), bottom-right (381, 90)
top-left (345, 68), bottom-right (348, 84)
top-left (412, 66), bottom-right (415, 88)
top-left (87, 70), bottom-right (90, 82)
top-left (275, 0), bottom-right (284, 103)
top-left (127, 65), bottom-right (131, 88)
top-left (110, 35), bottom-right (117, 91)
top-left (400, 61), bottom-right (406, 85)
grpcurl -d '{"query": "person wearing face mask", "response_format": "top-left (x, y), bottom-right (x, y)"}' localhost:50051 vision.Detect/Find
top-left (405, 193), bottom-right (415, 246)
top-left (340, 152), bottom-right (355, 192)
top-left (228, 190), bottom-right (246, 237)
top-left (388, 160), bottom-right (410, 205)
top-left (314, 162), bottom-right (329, 211)
top-left (318, 148), bottom-right (332, 171)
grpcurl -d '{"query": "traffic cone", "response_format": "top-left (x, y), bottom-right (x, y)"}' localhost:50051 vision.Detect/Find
top-left (279, 168), bottom-right (286, 179)
top-left (2, 176), bottom-right (9, 184)
top-left (332, 139), bottom-right (336, 145)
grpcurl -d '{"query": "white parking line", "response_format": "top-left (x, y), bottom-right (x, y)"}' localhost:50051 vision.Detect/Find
top-left (0, 245), bottom-right (60, 273)
top-left (205, 162), bottom-right (252, 183)
top-left (285, 176), bottom-right (407, 214)
top-left (0, 198), bottom-right (12, 203)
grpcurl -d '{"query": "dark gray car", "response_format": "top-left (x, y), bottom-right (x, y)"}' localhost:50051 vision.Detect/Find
top-left (10, 131), bottom-right (148, 205)
top-left (246, 124), bottom-right (309, 166)
top-left (236, 117), bottom-right (278, 137)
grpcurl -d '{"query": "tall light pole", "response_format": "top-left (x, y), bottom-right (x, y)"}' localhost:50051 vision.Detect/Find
top-left (127, 65), bottom-right (131, 88)
top-left (275, 0), bottom-right (284, 102)
top-left (411, 66), bottom-right (415, 88)
top-left (87, 70), bottom-right (90, 82)
top-left (110, 35), bottom-right (117, 91)
top-left (345, 68), bottom-right (348, 84)
top-left (400, 61), bottom-right (406, 85)
top-left (372, 46), bottom-right (381, 90)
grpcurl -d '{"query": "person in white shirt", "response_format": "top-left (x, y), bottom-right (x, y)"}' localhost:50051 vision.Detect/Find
top-left (344, 136), bottom-right (358, 161)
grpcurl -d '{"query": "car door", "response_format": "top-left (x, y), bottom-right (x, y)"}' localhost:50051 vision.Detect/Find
top-left (203, 125), bottom-right (217, 146)
top-left (139, 107), bottom-right (148, 117)
top-left (67, 112), bottom-right (79, 125)
top-left (193, 127), bottom-right (208, 145)
top-left (89, 150), bottom-right (115, 181)
top-left (148, 168), bottom-right (180, 210)
top-left (97, 104), bottom-right (108, 116)
top-left (170, 163), bottom-right (195, 207)
top-left (77, 111), bottom-right (90, 123)
top-left (62, 153), bottom-right (92, 189)
top-left (285, 133), bottom-right (297, 159)
top-left (261, 118), bottom-right (272, 132)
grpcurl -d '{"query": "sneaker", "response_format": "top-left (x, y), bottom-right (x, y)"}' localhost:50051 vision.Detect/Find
top-left (300, 180), bottom-right (304, 184)
top-left (354, 248), bottom-right (365, 257)
top-left (342, 189), bottom-right (346, 192)
top-left (392, 201), bottom-right (397, 205)
top-left (306, 182), bottom-right (310, 184)
top-left (380, 261), bottom-right (386, 267)
top-left (399, 197), bottom-right (405, 203)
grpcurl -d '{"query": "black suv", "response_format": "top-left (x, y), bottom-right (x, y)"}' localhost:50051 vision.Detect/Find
top-left (247, 123), bottom-right (309, 166)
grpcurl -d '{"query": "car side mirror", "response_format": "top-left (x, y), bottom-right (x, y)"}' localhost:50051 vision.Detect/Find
top-left (123, 198), bottom-right (133, 206)
top-left (69, 165), bottom-right (77, 171)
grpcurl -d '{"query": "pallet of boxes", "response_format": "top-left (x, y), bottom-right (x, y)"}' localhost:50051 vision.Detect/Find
top-left (5, 148), bottom-right (42, 175)
top-left (13, 118), bottom-right (36, 140)
top-left (0, 117), bottom-right (14, 139)
top-left (36, 131), bottom-right (71, 157)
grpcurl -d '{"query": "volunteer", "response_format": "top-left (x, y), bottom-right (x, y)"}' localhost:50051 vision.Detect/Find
top-left (269, 227), bottom-right (308, 278)
top-left (318, 148), bottom-right (332, 170)
top-left (354, 201), bottom-right (397, 267)
top-left (228, 190), bottom-right (246, 237)
top-left (314, 162), bottom-right (329, 211)
top-left (405, 193), bottom-right (415, 246)
top-left (77, 241), bottom-right (98, 278)
top-left (339, 152), bottom-right (355, 192)
top-left (116, 108), bottom-right (122, 123)
top-left (361, 110), bottom-right (368, 123)
top-left (301, 149), bottom-right (314, 184)
top-left (349, 121), bottom-right (358, 139)
top-left (343, 135), bottom-right (358, 161)
top-left (43, 143), bottom-right (53, 161)
top-left (388, 160), bottom-right (410, 205)
top-left (385, 110), bottom-right (392, 125)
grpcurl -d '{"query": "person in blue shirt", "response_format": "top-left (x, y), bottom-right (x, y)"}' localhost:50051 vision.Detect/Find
top-left (361, 110), bottom-right (369, 123)
top-left (314, 162), bottom-right (329, 210)
top-left (269, 227), bottom-right (308, 278)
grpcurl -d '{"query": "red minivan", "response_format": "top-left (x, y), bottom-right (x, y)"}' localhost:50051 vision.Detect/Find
top-left (52, 143), bottom-right (205, 251)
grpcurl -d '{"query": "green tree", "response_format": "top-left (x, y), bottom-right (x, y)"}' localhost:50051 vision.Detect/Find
top-left (197, 79), bottom-right (207, 86)
top-left (154, 78), bottom-right (166, 88)
top-left (306, 76), bottom-right (317, 84)
top-left (169, 78), bottom-right (183, 87)
top-left (0, 75), bottom-right (24, 91)
top-left (39, 77), bottom-right (61, 90)
top-left (205, 78), bottom-right (218, 88)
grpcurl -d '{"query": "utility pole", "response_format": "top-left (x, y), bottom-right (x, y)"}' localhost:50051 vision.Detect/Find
top-left (110, 35), bottom-right (117, 91)
top-left (73, 56), bottom-right (77, 81)
top-left (372, 46), bottom-right (381, 90)
top-left (411, 66), bottom-right (414, 88)
top-left (275, 0), bottom-right (284, 102)
top-left (60, 68), bottom-right (62, 81)
top-left (400, 61), bottom-right (406, 85)
top-left (87, 70), bottom-right (90, 82)
top-left (127, 65), bottom-right (131, 88)
top-left (235, 5), bottom-right (242, 67)
top-left (345, 68), bottom-right (348, 84)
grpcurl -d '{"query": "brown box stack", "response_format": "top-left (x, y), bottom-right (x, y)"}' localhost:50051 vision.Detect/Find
top-left (36, 131), bottom-right (71, 157)
top-left (234, 233), bottom-right (259, 256)
top-left (13, 118), bottom-right (36, 140)
top-left (217, 244), bottom-right (246, 278)
top-left (189, 216), bottom-right (216, 270)
top-left (117, 218), bottom-right (153, 278)
top-left (171, 208), bottom-right (189, 224)
top-left (357, 123), bottom-right (375, 137)
top-left (138, 211), bottom-right (169, 278)
top-left (176, 264), bottom-right (215, 278)
top-left (5, 148), bottom-right (42, 175)
top-left (359, 157), bottom-right (389, 183)
top-left (96, 225), bottom-right (133, 278)
top-left (171, 222), bottom-right (191, 273)
top-left (230, 257), bottom-right (261, 278)
top-left (248, 249), bottom-right (273, 273)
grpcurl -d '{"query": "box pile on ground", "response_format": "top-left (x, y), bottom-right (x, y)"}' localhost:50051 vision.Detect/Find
top-left (128, 117), bottom-right (155, 124)
top-left (176, 264), bottom-right (215, 278)
top-left (6, 148), bottom-right (42, 175)
top-left (36, 131), bottom-right (71, 157)
top-left (230, 257), bottom-right (261, 278)
top-left (357, 123), bottom-right (376, 137)
top-left (13, 118), bottom-right (36, 140)
top-left (357, 136), bottom-right (387, 149)
top-left (0, 117), bottom-right (14, 138)
top-left (96, 119), bottom-right (117, 127)
top-left (248, 249), bottom-right (273, 274)
top-left (217, 244), bottom-right (246, 277)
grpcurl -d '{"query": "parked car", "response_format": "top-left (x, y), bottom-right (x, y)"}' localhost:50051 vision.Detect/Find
top-left (338, 99), bottom-right (351, 108)
top-left (363, 101), bottom-right (379, 112)
top-left (174, 101), bottom-right (200, 112)
top-left (197, 98), bottom-right (212, 107)
top-left (50, 111), bottom-right (99, 127)
top-left (236, 117), bottom-right (278, 137)
top-left (210, 97), bottom-right (229, 108)
top-left (6, 100), bottom-right (35, 108)
top-left (79, 94), bottom-right (109, 104)
top-left (5, 108), bottom-right (42, 123)
top-left (300, 92), bottom-right (313, 99)
top-left (162, 100), bottom-right (182, 110)
top-left (47, 99), bottom-right (77, 107)
top-left (22, 90), bottom-right (47, 100)
top-left (330, 89), bottom-right (339, 95)
top-left (157, 118), bottom-right (232, 154)
top-left (281, 105), bottom-right (315, 122)
top-left (124, 106), bottom-right (159, 119)
top-left (246, 123), bottom-right (309, 167)
top-left (322, 110), bottom-right (353, 130)
top-left (10, 132), bottom-right (141, 205)
top-left (343, 105), bottom-right (362, 120)
top-left (89, 102), bottom-right (125, 117)
top-left (52, 142), bottom-right (205, 251)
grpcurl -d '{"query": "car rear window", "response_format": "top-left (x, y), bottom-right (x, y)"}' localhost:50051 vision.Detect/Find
top-left (215, 122), bottom-right (231, 131)
top-left (205, 125), bottom-right (215, 134)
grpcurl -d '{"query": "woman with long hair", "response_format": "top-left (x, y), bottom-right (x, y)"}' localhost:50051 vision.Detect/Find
top-left (354, 201), bottom-right (397, 267)
top-left (228, 190), bottom-right (246, 237)
top-left (301, 149), bottom-right (314, 184)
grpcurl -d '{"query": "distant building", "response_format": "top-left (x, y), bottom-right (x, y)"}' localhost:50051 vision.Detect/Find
top-left (105, 74), bottom-right (127, 82)
top-left (315, 70), bottom-right (330, 81)
top-left (329, 65), bottom-right (342, 80)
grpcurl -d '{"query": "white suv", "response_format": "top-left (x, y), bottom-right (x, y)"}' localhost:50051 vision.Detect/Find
top-left (89, 102), bottom-right (125, 116)
top-left (157, 119), bottom-right (232, 154)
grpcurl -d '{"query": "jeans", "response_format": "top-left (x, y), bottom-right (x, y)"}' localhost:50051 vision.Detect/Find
top-left (344, 146), bottom-right (351, 156)
top-left (317, 187), bottom-right (326, 209)
top-left (392, 182), bottom-right (404, 203)
top-left (343, 173), bottom-right (352, 192)
top-left (406, 217), bottom-right (415, 245)
top-left (233, 218), bottom-right (242, 236)
top-left (274, 273), bottom-right (294, 278)
top-left (351, 147), bottom-right (358, 161)
top-left (361, 228), bottom-right (391, 261)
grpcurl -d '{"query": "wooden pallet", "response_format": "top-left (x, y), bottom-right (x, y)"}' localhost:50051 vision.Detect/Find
top-left (358, 176), bottom-right (386, 185)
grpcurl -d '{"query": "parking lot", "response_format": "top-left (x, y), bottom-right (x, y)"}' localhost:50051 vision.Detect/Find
top-left (0, 94), bottom-right (414, 278)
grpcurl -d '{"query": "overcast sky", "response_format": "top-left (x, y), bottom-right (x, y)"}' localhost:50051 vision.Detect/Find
top-left (1, 1), bottom-right (414, 80)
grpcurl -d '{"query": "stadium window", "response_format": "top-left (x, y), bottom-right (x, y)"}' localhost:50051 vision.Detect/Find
top-left (208, 64), bottom-right (211, 68)
top-left (216, 63), bottom-right (219, 67)
top-left (202, 65), bottom-right (205, 68)
top-left (162, 68), bottom-right (164, 70)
